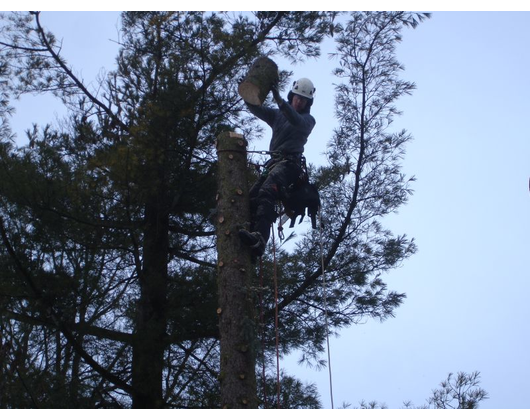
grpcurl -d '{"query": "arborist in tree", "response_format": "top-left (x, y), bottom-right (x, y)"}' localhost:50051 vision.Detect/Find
top-left (239, 77), bottom-right (317, 256)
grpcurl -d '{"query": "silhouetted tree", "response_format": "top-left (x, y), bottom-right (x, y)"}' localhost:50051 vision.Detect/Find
top-left (0, 11), bottom-right (426, 408)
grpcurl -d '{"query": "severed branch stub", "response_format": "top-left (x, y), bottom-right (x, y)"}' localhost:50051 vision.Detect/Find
top-left (238, 56), bottom-right (279, 105)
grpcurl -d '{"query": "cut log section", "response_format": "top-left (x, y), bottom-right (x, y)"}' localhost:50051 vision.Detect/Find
top-left (238, 56), bottom-right (279, 106)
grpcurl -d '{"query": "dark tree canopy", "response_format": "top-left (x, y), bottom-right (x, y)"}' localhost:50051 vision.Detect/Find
top-left (0, 11), bottom-right (427, 408)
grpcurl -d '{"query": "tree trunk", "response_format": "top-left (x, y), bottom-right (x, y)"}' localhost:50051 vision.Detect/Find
top-left (132, 165), bottom-right (169, 409)
top-left (216, 132), bottom-right (258, 409)
top-left (238, 56), bottom-right (279, 105)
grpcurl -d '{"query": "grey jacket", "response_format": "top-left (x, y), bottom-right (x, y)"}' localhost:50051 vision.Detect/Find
top-left (246, 101), bottom-right (316, 155)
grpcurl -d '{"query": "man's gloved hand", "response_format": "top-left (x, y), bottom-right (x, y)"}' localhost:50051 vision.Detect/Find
top-left (271, 81), bottom-right (284, 106)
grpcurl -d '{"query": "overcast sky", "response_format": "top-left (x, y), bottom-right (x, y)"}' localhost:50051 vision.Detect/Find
top-left (285, 10), bottom-right (530, 409)
top-left (5, 7), bottom-right (530, 410)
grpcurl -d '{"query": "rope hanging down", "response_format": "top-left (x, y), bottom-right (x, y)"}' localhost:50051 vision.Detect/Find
top-left (258, 257), bottom-right (268, 409)
top-left (252, 156), bottom-right (334, 409)
top-left (318, 209), bottom-right (335, 409)
top-left (271, 227), bottom-right (281, 408)
top-left (261, 209), bottom-right (334, 410)
top-left (257, 228), bottom-right (281, 409)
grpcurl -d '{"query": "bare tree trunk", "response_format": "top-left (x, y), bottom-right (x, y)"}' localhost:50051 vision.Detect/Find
top-left (238, 56), bottom-right (279, 105)
top-left (216, 132), bottom-right (258, 408)
top-left (132, 164), bottom-right (169, 409)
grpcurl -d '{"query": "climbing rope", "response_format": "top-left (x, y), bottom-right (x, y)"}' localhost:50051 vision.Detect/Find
top-left (271, 227), bottom-right (281, 409)
top-left (318, 209), bottom-right (335, 409)
top-left (251, 157), bottom-right (335, 409)
top-left (258, 256), bottom-right (268, 409)
top-left (257, 228), bottom-right (281, 409)
top-left (264, 211), bottom-right (334, 409)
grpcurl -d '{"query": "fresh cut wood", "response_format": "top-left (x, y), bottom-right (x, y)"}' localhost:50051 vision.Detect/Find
top-left (238, 56), bottom-right (279, 105)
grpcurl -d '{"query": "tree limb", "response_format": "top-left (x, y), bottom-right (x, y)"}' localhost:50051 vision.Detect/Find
top-left (0, 214), bottom-right (135, 395)
top-left (32, 12), bottom-right (129, 133)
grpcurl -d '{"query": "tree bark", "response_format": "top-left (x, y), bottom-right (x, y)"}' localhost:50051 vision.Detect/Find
top-left (238, 56), bottom-right (279, 105)
top-left (132, 161), bottom-right (169, 408)
top-left (216, 132), bottom-right (258, 409)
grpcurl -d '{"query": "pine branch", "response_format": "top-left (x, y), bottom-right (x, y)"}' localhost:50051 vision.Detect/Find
top-left (32, 12), bottom-right (128, 133)
top-left (0, 214), bottom-right (135, 395)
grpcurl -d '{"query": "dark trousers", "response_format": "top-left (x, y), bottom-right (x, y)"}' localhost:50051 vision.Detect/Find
top-left (249, 159), bottom-right (303, 243)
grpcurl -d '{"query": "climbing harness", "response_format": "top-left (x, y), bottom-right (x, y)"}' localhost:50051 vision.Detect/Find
top-left (251, 152), bottom-right (321, 235)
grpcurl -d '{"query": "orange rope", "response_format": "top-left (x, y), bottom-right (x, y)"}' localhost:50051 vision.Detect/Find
top-left (258, 256), bottom-right (270, 408)
top-left (271, 227), bottom-right (281, 408)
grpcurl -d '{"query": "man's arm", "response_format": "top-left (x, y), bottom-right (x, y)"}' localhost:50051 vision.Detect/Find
top-left (245, 102), bottom-right (277, 127)
top-left (271, 83), bottom-right (315, 134)
top-left (279, 101), bottom-right (315, 135)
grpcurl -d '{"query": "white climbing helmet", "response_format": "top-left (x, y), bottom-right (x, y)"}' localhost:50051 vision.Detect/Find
top-left (291, 78), bottom-right (316, 100)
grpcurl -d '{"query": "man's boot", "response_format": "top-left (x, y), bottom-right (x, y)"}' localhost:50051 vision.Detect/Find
top-left (238, 230), bottom-right (266, 257)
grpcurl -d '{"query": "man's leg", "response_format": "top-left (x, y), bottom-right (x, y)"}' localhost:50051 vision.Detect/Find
top-left (239, 161), bottom-right (300, 256)
top-left (239, 180), bottom-right (277, 256)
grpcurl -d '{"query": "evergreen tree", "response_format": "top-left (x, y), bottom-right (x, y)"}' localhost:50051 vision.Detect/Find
top-left (349, 371), bottom-right (489, 409)
top-left (427, 371), bottom-right (489, 409)
top-left (0, 11), bottom-right (427, 408)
